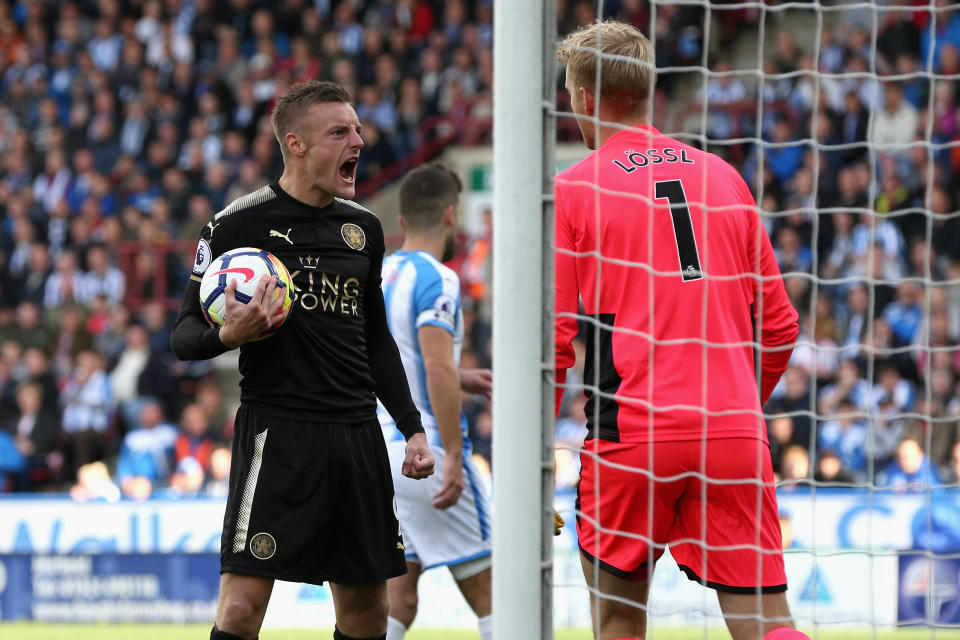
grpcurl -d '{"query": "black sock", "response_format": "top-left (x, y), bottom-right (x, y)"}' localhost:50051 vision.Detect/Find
top-left (333, 625), bottom-right (386, 640)
top-left (211, 625), bottom-right (257, 640)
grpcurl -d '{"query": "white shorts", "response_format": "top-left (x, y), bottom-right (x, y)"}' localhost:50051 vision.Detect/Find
top-left (387, 441), bottom-right (493, 571)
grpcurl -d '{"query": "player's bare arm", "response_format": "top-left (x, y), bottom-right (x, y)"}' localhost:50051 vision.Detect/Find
top-left (217, 275), bottom-right (284, 349)
top-left (460, 368), bottom-right (492, 399)
top-left (418, 324), bottom-right (465, 508)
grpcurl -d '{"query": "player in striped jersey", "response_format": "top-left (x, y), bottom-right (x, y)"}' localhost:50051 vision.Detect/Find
top-left (376, 165), bottom-right (493, 640)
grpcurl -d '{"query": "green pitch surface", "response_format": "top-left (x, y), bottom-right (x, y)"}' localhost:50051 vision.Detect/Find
top-left (2, 625), bottom-right (958, 639)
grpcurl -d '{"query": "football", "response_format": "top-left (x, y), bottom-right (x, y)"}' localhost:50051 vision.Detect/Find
top-left (198, 247), bottom-right (294, 340)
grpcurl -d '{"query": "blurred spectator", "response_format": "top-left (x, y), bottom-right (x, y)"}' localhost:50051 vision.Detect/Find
top-left (850, 212), bottom-right (904, 282)
top-left (4, 382), bottom-right (59, 490)
top-left (879, 437), bottom-right (941, 492)
top-left (69, 460), bottom-right (121, 502)
top-left (115, 401), bottom-right (177, 500)
top-left (835, 283), bottom-right (868, 357)
top-left (48, 305), bottom-right (94, 379)
top-left (766, 118), bottom-right (804, 184)
top-left (12, 302), bottom-right (48, 353)
top-left (870, 362), bottom-right (916, 417)
top-left (768, 367), bottom-right (814, 449)
top-left (780, 445), bottom-right (811, 488)
top-left (767, 415), bottom-right (795, 477)
top-left (195, 379), bottom-right (229, 440)
top-left (945, 442), bottom-right (960, 485)
top-left (110, 324), bottom-right (151, 424)
top-left (814, 449), bottom-right (858, 485)
top-left (470, 408), bottom-right (492, 466)
top-left (790, 314), bottom-right (840, 383)
top-left (78, 245), bottom-right (126, 306)
top-left (837, 91), bottom-right (869, 164)
top-left (170, 455), bottom-right (206, 496)
top-left (817, 399), bottom-right (868, 478)
top-left (33, 148), bottom-right (72, 215)
top-left (60, 351), bottom-right (114, 480)
top-left (818, 359), bottom-right (869, 416)
top-left (175, 403), bottom-right (216, 474)
top-left (43, 251), bottom-right (84, 309)
top-left (856, 318), bottom-right (919, 384)
top-left (883, 282), bottom-right (923, 345)
top-left (22, 347), bottom-right (58, 417)
top-left (869, 81), bottom-right (919, 151)
top-left (204, 444), bottom-right (232, 497)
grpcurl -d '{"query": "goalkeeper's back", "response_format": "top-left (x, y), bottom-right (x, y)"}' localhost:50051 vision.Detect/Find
top-left (554, 127), bottom-right (799, 444)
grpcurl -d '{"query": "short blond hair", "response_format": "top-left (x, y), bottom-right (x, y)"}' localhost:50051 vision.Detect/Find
top-left (557, 20), bottom-right (655, 110)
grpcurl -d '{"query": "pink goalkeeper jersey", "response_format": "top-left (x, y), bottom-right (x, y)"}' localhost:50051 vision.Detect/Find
top-left (554, 125), bottom-right (798, 444)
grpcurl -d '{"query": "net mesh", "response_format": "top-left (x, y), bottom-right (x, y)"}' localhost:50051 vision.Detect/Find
top-left (548, 0), bottom-right (960, 634)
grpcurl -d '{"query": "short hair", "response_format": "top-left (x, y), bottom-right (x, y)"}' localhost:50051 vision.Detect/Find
top-left (271, 80), bottom-right (351, 156)
top-left (398, 164), bottom-right (462, 232)
top-left (557, 20), bottom-right (655, 112)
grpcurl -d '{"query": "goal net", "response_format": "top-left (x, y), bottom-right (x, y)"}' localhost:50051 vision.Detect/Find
top-left (493, 0), bottom-right (960, 637)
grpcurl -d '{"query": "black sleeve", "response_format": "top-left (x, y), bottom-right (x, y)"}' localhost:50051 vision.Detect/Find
top-left (170, 277), bottom-right (232, 361)
top-left (364, 224), bottom-right (424, 440)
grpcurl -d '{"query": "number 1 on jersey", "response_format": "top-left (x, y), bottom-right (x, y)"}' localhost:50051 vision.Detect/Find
top-left (654, 179), bottom-right (703, 282)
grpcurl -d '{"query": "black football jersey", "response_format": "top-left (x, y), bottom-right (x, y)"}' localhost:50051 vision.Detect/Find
top-left (189, 182), bottom-right (389, 421)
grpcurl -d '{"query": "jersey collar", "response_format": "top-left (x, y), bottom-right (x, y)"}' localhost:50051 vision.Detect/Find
top-left (601, 124), bottom-right (662, 150)
top-left (270, 180), bottom-right (335, 212)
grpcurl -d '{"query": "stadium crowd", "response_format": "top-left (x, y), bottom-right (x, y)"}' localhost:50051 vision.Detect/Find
top-left (0, 0), bottom-right (957, 499)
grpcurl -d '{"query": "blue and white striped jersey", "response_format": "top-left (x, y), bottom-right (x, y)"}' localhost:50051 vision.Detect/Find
top-left (377, 250), bottom-right (468, 450)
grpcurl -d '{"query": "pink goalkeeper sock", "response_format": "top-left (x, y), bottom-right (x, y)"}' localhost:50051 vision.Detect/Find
top-left (764, 628), bottom-right (811, 640)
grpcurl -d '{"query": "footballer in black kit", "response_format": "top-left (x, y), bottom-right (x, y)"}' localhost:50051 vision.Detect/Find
top-left (171, 180), bottom-right (423, 586)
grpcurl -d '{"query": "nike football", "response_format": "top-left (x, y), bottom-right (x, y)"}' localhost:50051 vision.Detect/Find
top-left (198, 247), bottom-right (294, 340)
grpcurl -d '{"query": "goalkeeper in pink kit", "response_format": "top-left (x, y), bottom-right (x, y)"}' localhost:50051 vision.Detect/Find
top-left (555, 21), bottom-right (809, 640)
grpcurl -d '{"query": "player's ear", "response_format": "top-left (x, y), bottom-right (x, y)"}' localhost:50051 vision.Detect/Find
top-left (442, 204), bottom-right (455, 228)
top-left (580, 86), bottom-right (596, 116)
top-left (397, 215), bottom-right (406, 233)
top-left (285, 132), bottom-right (305, 157)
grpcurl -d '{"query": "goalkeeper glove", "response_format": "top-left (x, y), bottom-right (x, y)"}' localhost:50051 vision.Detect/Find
top-left (553, 509), bottom-right (565, 536)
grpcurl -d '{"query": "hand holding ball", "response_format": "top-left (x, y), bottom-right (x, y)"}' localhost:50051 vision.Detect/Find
top-left (199, 247), bottom-right (294, 347)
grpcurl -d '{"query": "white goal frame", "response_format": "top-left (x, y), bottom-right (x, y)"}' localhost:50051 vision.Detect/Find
top-left (491, 0), bottom-right (557, 639)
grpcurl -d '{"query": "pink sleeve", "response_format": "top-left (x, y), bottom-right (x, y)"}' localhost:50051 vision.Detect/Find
top-left (743, 181), bottom-right (799, 403)
top-left (554, 184), bottom-right (580, 416)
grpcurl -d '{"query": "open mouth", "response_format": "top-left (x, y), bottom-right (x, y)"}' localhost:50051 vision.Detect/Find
top-left (339, 158), bottom-right (358, 184)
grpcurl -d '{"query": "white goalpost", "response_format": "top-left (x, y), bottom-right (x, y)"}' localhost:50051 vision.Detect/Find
top-left (494, 0), bottom-right (960, 638)
top-left (491, 1), bottom-right (556, 639)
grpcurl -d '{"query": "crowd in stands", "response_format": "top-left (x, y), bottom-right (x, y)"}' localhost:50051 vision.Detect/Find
top-left (752, 5), bottom-right (960, 493)
top-left (0, 0), bottom-right (957, 498)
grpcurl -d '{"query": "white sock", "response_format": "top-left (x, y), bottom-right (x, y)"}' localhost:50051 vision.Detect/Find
top-left (478, 614), bottom-right (492, 640)
top-left (386, 616), bottom-right (407, 640)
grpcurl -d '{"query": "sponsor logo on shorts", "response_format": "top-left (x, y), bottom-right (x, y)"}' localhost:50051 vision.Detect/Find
top-left (250, 532), bottom-right (277, 560)
top-left (341, 223), bottom-right (366, 251)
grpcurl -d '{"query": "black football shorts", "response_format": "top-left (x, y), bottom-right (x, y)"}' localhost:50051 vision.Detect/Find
top-left (220, 405), bottom-right (406, 585)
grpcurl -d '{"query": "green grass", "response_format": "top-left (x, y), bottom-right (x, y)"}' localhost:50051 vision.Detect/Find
top-left (0, 625), bottom-right (957, 639)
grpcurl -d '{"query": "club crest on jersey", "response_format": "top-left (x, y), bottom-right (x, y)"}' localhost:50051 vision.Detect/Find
top-left (341, 223), bottom-right (366, 251)
top-left (192, 239), bottom-right (212, 275)
top-left (249, 532), bottom-right (276, 560)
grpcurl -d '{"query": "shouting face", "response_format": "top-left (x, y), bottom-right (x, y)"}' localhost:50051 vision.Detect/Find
top-left (294, 101), bottom-right (365, 203)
